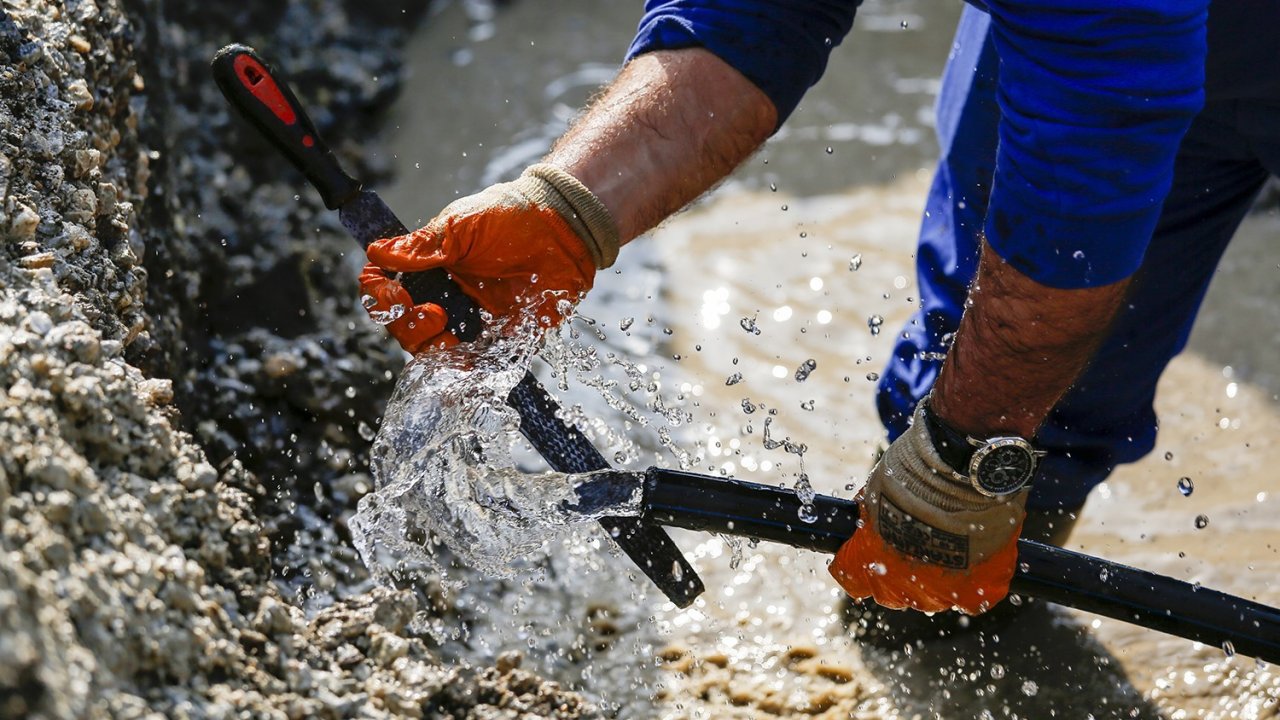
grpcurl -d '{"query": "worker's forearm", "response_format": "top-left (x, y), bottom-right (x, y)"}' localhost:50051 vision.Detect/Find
top-left (931, 242), bottom-right (1131, 439)
top-left (545, 49), bottom-right (777, 244)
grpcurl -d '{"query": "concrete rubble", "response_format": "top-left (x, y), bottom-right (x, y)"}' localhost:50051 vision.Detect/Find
top-left (0, 0), bottom-right (594, 716)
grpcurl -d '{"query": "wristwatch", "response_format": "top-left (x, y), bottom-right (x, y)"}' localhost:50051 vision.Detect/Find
top-left (920, 398), bottom-right (1046, 497)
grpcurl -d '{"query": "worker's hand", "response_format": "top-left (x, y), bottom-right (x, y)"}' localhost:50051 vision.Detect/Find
top-left (829, 404), bottom-right (1028, 614)
top-left (359, 164), bottom-right (620, 353)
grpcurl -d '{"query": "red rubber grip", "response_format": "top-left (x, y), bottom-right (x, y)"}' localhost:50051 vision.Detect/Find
top-left (232, 54), bottom-right (298, 126)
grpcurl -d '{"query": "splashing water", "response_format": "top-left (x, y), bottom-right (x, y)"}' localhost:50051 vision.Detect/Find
top-left (369, 303), bottom-right (406, 326)
top-left (794, 358), bottom-right (817, 382)
top-left (349, 312), bottom-right (643, 581)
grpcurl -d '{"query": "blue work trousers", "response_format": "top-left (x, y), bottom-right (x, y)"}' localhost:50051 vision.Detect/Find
top-left (877, 7), bottom-right (1280, 511)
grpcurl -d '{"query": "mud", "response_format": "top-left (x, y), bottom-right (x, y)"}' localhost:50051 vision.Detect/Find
top-left (0, 0), bottom-right (591, 717)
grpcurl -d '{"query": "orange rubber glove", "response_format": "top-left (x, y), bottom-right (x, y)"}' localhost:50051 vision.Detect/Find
top-left (359, 164), bottom-right (620, 353)
top-left (829, 403), bottom-right (1029, 615)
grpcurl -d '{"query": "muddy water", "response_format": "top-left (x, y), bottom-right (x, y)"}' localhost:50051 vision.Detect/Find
top-left (381, 1), bottom-right (1280, 717)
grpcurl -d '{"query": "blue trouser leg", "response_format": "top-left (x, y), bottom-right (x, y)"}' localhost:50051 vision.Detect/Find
top-left (877, 7), bottom-right (1278, 511)
top-left (876, 7), bottom-right (997, 440)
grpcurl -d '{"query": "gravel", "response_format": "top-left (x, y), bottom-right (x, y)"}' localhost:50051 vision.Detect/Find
top-left (0, 0), bottom-right (595, 716)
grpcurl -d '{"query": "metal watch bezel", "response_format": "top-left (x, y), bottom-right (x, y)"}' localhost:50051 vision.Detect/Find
top-left (966, 437), bottom-right (1043, 497)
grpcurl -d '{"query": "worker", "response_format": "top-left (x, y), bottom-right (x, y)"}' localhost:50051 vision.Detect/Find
top-left (358, 0), bottom-right (1279, 622)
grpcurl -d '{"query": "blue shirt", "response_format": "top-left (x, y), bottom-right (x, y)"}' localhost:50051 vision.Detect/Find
top-left (627, 0), bottom-right (1212, 289)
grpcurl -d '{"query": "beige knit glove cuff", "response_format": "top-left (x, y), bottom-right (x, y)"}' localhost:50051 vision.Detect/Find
top-left (866, 403), bottom-right (1028, 566)
top-left (519, 164), bottom-right (621, 269)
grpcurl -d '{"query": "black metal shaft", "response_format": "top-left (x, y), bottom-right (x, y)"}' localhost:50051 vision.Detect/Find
top-left (642, 467), bottom-right (1280, 664)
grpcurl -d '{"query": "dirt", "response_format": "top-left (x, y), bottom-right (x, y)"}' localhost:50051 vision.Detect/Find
top-left (0, 0), bottom-right (593, 717)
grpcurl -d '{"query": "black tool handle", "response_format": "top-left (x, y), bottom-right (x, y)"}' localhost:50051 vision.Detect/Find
top-left (642, 467), bottom-right (1280, 664)
top-left (212, 44), bottom-right (483, 341)
top-left (212, 44), bottom-right (360, 210)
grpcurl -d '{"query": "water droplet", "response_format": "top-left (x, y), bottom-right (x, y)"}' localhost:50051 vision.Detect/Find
top-left (990, 664), bottom-right (1006, 679)
top-left (1021, 680), bottom-right (1039, 697)
top-left (741, 399), bottom-right (756, 414)
top-left (1164, 451), bottom-right (1174, 461)
top-left (794, 359), bottom-right (817, 382)
top-left (866, 372), bottom-right (880, 382)
top-left (900, 19), bottom-right (909, 28)
top-left (529, 273), bottom-right (539, 284)
top-left (849, 254), bottom-right (863, 271)
top-left (357, 421), bottom-right (376, 441)
top-left (1099, 568), bottom-right (1110, 583)
top-left (369, 303), bottom-right (406, 326)
top-left (1194, 514), bottom-right (1209, 529)
top-left (1177, 477), bottom-right (1194, 496)
top-left (725, 372), bottom-right (743, 386)
top-left (798, 504), bottom-right (819, 524)
top-left (739, 316), bottom-right (762, 335)
top-left (1223, 640), bottom-right (1236, 657)
top-left (344, 386), bottom-right (357, 399)
top-left (825, 146), bottom-right (834, 154)
top-left (360, 294), bottom-right (377, 310)
top-left (618, 316), bottom-right (634, 331)
top-left (1072, 250), bottom-right (1085, 260)
top-left (867, 314), bottom-right (884, 335)
top-left (800, 399), bottom-right (815, 411)
top-left (769, 182), bottom-right (777, 192)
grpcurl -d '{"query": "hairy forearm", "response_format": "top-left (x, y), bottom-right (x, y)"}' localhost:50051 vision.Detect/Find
top-left (931, 241), bottom-right (1131, 439)
top-left (545, 49), bottom-right (777, 244)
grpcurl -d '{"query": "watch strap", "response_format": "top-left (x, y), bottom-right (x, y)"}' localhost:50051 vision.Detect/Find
top-left (920, 398), bottom-right (976, 478)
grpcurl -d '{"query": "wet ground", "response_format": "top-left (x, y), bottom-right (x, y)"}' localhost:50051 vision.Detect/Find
top-left (380, 1), bottom-right (1280, 718)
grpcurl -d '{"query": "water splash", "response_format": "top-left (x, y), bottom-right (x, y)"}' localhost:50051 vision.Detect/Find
top-left (368, 303), bottom-right (406, 326)
top-left (350, 312), bottom-right (643, 581)
top-left (794, 358), bottom-right (817, 382)
top-left (867, 314), bottom-right (884, 336)
top-left (1177, 476), bottom-right (1195, 497)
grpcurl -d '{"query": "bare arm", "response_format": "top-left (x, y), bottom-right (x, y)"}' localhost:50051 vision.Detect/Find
top-left (931, 241), bottom-right (1131, 438)
top-left (544, 48), bottom-right (1124, 442)
top-left (545, 48), bottom-right (777, 244)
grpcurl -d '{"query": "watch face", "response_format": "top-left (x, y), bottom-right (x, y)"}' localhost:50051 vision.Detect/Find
top-left (971, 439), bottom-right (1037, 496)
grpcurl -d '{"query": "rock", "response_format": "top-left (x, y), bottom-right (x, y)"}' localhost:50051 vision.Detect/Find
top-left (8, 204), bottom-right (40, 241)
top-left (367, 632), bottom-right (408, 665)
top-left (136, 377), bottom-right (172, 405)
top-left (25, 311), bottom-right (53, 335)
top-left (496, 650), bottom-right (525, 673)
top-left (253, 596), bottom-right (296, 637)
top-left (64, 77), bottom-right (93, 110)
top-left (18, 251), bottom-right (55, 269)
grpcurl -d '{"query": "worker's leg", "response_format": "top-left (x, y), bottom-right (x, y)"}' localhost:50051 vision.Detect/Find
top-left (876, 5), bottom-right (997, 439)
top-left (1028, 103), bottom-right (1270, 512)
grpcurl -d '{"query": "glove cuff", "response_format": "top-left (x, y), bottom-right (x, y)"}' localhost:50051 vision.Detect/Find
top-left (868, 403), bottom-right (1028, 565)
top-left (521, 163), bottom-right (621, 269)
